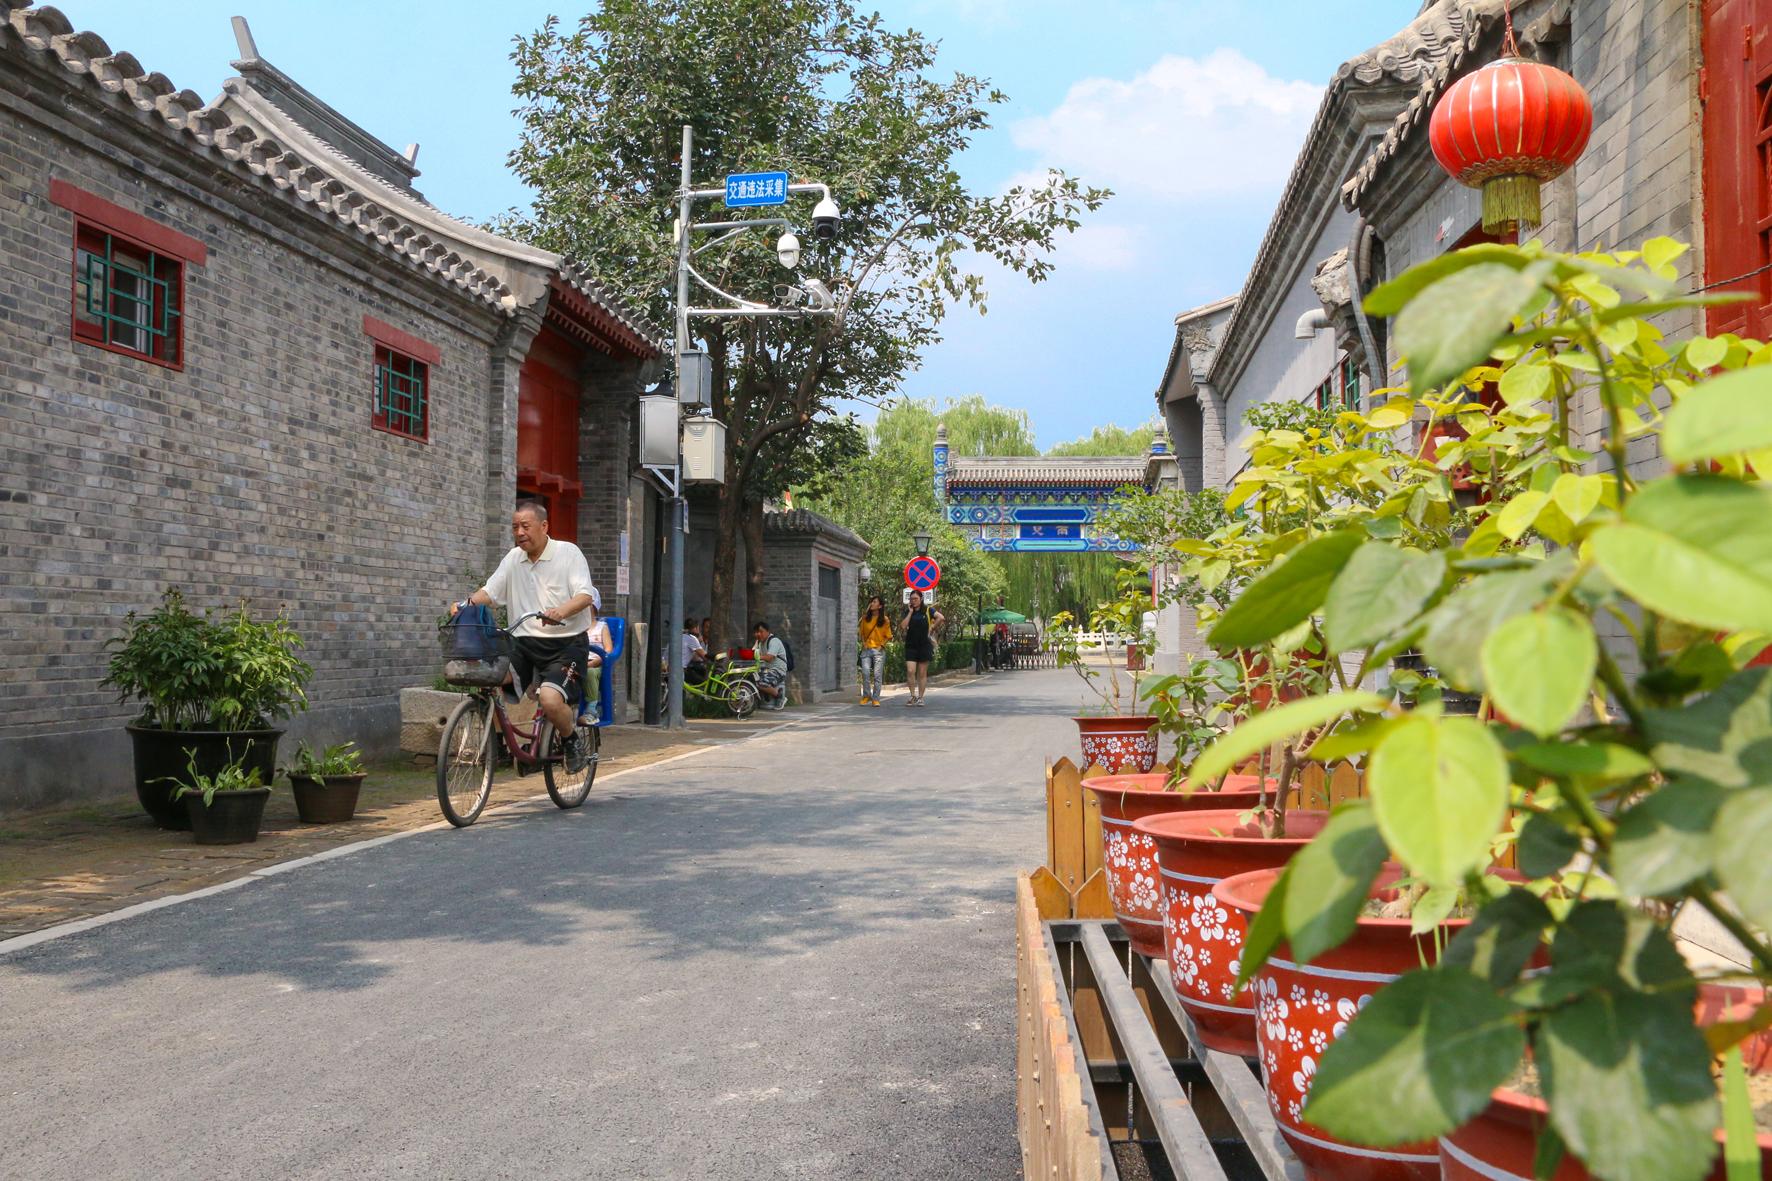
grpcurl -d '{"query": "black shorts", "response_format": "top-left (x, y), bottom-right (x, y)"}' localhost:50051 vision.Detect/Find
top-left (904, 642), bottom-right (934, 664)
top-left (512, 633), bottom-right (589, 706)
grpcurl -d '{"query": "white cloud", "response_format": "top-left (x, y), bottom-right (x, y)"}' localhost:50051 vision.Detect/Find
top-left (1010, 48), bottom-right (1322, 201)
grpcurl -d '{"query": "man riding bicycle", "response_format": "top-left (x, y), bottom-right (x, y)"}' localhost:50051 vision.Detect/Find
top-left (450, 501), bottom-right (598, 772)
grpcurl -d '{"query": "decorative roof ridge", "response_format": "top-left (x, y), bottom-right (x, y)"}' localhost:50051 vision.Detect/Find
top-left (762, 508), bottom-right (870, 552)
top-left (228, 47), bottom-right (418, 189)
top-left (1342, 0), bottom-right (1572, 209)
top-left (1174, 294), bottom-right (1238, 325)
top-left (1154, 295), bottom-right (1237, 405)
top-left (1332, 0), bottom-right (1502, 89)
top-left (217, 85), bottom-right (662, 352)
top-left (219, 80), bottom-right (560, 271)
top-left (0, 1), bottom-right (516, 310)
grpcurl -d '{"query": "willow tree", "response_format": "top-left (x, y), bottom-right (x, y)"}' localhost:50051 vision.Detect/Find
top-left (499, 0), bottom-right (1108, 631)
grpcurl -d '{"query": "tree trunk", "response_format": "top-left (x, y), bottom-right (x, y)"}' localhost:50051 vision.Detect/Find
top-left (711, 482), bottom-right (741, 652)
top-left (741, 496), bottom-right (767, 629)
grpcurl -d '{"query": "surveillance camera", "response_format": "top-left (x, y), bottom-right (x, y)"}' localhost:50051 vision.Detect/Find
top-left (811, 195), bottom-right (841, 240)
top-left (802, 278), bottom-right (835, 311)
top-left (776, 231), bottom-right (801, 270)
top-left (773, 283), bottom-right (806, 308)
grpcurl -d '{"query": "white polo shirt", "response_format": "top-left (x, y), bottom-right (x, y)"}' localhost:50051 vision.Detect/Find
top-left (482, 538), bottom-right (596, 638)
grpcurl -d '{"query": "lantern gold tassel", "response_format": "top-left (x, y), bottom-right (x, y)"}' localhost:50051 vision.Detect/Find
top-left (1481, 175), bottom-right (1543, 235)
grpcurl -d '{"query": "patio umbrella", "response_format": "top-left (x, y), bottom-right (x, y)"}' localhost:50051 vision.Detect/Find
top-left (980, 607), bottom-right (1027, 624)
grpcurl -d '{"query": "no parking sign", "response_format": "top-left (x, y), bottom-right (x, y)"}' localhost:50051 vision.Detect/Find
top-left (903, 555), bottom-right (941, 592)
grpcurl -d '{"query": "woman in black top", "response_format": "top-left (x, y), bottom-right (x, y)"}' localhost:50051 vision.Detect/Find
top-left (900, 590), bottom-right (944, 707)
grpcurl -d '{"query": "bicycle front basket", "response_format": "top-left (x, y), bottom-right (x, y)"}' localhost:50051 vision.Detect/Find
top-left (437, 620), bottom-right (513, 686)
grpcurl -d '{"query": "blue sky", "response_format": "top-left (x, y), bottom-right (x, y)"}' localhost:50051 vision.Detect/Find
top-left (63, 0), bottom-right (1414, 449)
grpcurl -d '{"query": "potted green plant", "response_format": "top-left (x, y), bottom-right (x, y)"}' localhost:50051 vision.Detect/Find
top-left (1191, 236), bottom-right (1772, 1181)
top-left (284, 741), bottom-right (367, 824)
top-left (103, 590), bottom-right (311, 829)
top-left (1051, 573), bottom-right (1163, 772)
top-left (164, 749), bottom-right (273, 845)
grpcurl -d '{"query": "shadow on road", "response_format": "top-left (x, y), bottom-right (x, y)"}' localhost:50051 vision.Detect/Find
top-left (4, 673), bottom-right (1062, 994)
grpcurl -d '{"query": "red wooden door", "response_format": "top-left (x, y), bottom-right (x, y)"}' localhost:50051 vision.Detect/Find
top-left (1703, 0), bottom-right (1772, 338)
top-left (516, 326), bottom-right (583, 542)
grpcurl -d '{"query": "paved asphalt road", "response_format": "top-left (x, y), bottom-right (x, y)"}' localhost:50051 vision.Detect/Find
top-left (0, 669), bottom-right (1081, 1180)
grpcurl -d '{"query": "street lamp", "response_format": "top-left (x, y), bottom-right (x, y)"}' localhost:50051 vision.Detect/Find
top-left (912, 527), bottom-right (933, 557)
top-left (648, 125), bottom-right (842, 731)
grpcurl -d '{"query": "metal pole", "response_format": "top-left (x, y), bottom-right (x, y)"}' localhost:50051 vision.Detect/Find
top-left (667, 123), bottom-right (692, 730)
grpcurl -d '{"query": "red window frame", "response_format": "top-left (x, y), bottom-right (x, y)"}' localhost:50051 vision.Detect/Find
top-left (364, 316), bottom-right (440, 443)
top-left (50, 180), bottom-right (205, 370)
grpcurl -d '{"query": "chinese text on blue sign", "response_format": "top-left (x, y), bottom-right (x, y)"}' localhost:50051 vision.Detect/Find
top-left (724, 172), bottom-right (790, 208)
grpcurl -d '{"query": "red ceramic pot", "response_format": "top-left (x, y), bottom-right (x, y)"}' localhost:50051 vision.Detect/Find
top-left (1074, 715), bottom-right (1160, 773)
top-left (1133, 809), bottom-right (1328, 1057)
top-left (1440, 984), bottom-right (1772, 1180)
top-left (1081, 774), bottom-right (1272, 958)
top-left (1216, 865), bottom-right (1470, 1181)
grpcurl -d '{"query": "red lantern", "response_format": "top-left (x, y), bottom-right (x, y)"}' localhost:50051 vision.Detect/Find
top-left (1429, 57), bottom-right (1593, 235)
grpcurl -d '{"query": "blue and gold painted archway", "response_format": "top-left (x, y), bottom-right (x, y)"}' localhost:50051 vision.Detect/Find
top-left (934, 426), bottom-right (1171, 553)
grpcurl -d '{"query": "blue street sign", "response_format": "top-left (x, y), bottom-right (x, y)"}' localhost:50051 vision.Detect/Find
top-left (724, 171), bottom-right (790, 208)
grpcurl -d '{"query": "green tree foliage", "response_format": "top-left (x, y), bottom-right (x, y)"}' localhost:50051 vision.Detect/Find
top-left (498, 0), bottom-right (1108, 629)
top-left (799, 396), bottom-right (1014, 619)
top-left (1047, 422), bottom-right (1156, 457)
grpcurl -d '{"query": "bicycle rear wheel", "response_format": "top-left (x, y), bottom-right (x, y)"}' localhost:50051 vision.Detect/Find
top-left (437, 695), bottom-right (495, 827)
top-left (541, 719), bottom-right (598, 808)
top-left (729, 679), bottom-right (759, 719)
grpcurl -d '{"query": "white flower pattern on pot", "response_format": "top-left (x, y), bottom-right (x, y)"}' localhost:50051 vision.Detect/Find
top-left (1291, 1055), bottom-right (1316, 1103)
top-left (1308, 1028), bottom-right (1328, 1053)
top-left (1173, 943), bottom-right (1199, 988)
top-left (1332, 994), bottom-right (1369, 1038)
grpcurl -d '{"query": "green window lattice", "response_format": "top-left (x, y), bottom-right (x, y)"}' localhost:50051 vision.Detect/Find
top-left (374, 347), bottom-right (428, 439)
top-left (75, 230), bottom-right (181, 362)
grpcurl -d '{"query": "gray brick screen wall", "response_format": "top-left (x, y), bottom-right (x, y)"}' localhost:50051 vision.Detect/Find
top-left (0, 25), bottom-right (659, 809)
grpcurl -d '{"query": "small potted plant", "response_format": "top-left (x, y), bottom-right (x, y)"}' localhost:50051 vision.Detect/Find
top-left (1050, 592), bottom-right (1158, 773)
top-left (104, 590), bottom-right (310, 829)
top-left (164, 749), bottom-right (273, 845)
top-left (284, 741), bottom-right (367, 824)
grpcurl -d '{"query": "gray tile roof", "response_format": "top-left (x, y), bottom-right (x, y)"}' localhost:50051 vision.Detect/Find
top-left (947, 456), bottom-right (1149, 489)
top-left (2, 0), bottom-right (666, 352)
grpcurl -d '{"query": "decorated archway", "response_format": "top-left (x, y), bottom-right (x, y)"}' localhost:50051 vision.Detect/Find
top-left (933, 426), bottom-right (1174, 552)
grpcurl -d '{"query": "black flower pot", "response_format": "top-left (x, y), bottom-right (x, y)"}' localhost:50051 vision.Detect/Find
top-left (127, 726), bottom-right (283, 830)
top-left (289, 774), bottom-right (365, 824)
top-left (183, 787), bottom-right (272, 845)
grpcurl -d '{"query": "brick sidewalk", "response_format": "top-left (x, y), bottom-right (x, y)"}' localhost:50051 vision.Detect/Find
top-left (0, 712), bottom-right (791, 940)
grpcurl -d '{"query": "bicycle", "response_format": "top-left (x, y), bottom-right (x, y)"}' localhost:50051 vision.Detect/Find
top-left (434, 611), bottom-right (600, 827)
top-left (679, 651), bottom-right (762, 718)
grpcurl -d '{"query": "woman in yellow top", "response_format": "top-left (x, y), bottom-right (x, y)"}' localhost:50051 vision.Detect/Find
top-left (857, 595), bottom-right (892, 706)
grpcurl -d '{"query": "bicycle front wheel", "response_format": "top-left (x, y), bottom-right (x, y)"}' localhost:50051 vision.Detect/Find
top-left (437, 695), bottom-right (495, 827)
top-left (729, 679), bottom-right (758, 719)
top-left (541, 719), bottom-right (598, 808)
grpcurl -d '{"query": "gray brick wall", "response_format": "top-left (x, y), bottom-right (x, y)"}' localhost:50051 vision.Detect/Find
top-left (0, 52), bottom-right (512, 809)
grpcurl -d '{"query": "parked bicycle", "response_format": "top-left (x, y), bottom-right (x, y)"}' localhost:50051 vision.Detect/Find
top-left (434, 611), bottom-right (599, 826)
top-left (678, 650), bottom-right (762, 718)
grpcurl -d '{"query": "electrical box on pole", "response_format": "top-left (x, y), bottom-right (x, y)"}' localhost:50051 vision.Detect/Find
top-left (678, 350), bottom-right (713, 408)
top-left (681, 417), bottom-right (727, 484)
top-left (638, 395), bottom-right (680, 468)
